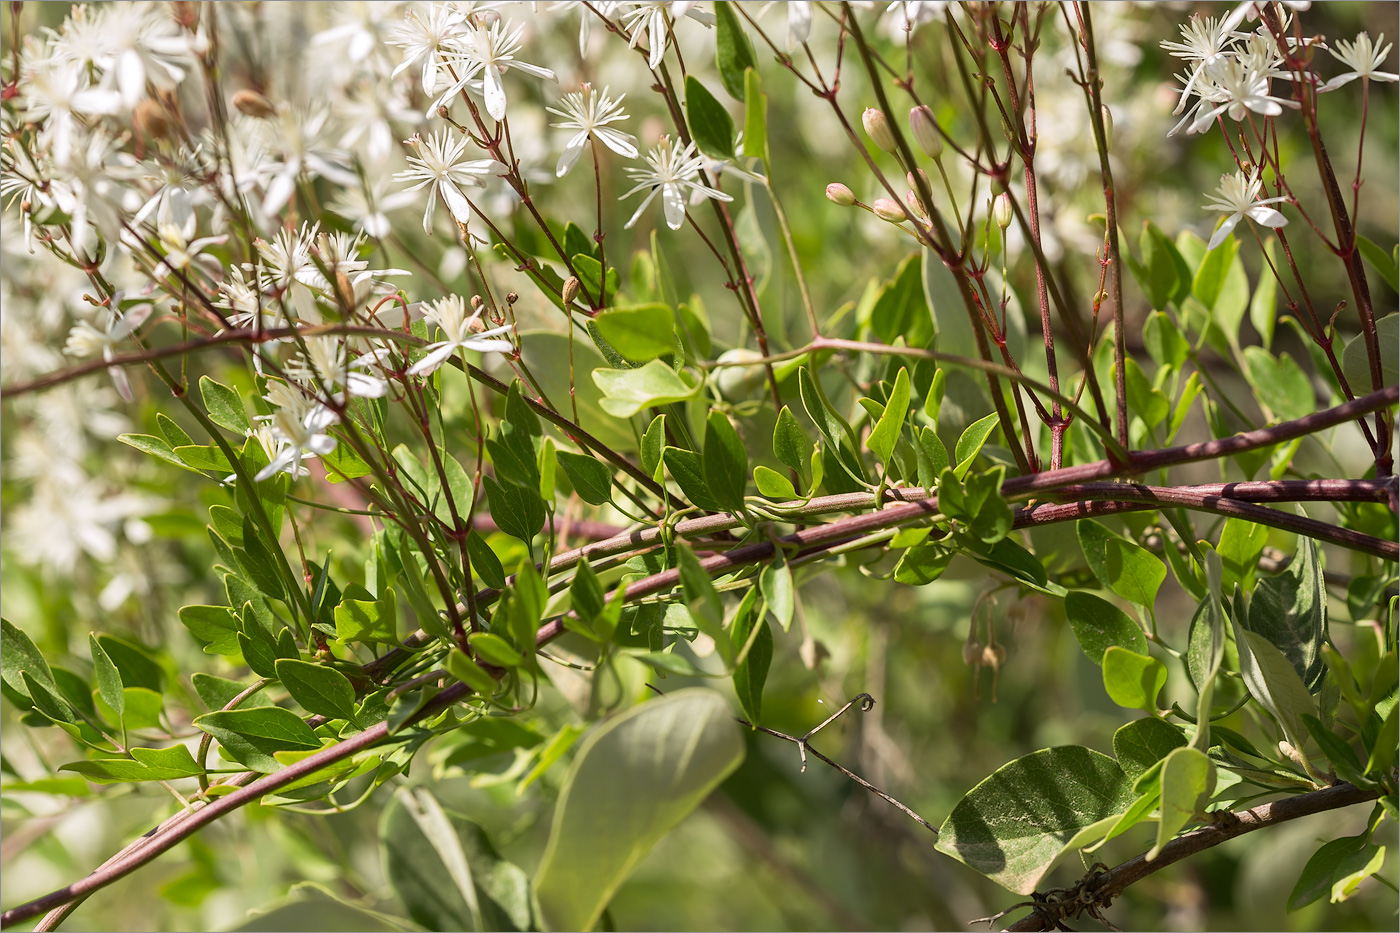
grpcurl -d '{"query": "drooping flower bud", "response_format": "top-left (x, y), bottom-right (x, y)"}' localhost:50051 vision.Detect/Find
top-left (909, 105), bottom-right (943, 158)
top-left (562, 275), bottom-right (581, 306)
top-left (232, 88), bottom-right (276, 119)
top-left (825, 183), bottom-right (856, 206)
top-left (993, 192), bottom-right (1013, 229)
top-left (962, 639), bottom-right (985, 667)
top-left (862, 107), bottom-right (898, 154)
top-left (872, 198), bottom-right (906, 223)
top-left (1100, 104), bottom-right (1114, 150)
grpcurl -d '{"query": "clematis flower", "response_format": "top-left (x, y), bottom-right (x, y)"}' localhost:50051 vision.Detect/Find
top-left (408, 295), bottom-right (515, 377)
top-left (394, 131), bottom-right (507, 234)
top-left (452, 19), bottom-right (556, 122)
top-left (547, 84), bottom-right (639, 177)
top-left (1320, 32), bottom-right (1399, 92)
top-left (619, 136), bottom-right (732, 231)
top-left (1202, 170), bottom-right (1289, 249)
top-left (63, 300), bottom-right (153, 402)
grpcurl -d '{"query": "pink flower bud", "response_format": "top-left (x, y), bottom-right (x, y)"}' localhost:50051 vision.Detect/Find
top-left (872, 198), bottom-right (906, 223)
top-left (862, 107), bottom-right (898, 154)
top-left (993, 192), bottom-right (1013, 229)
top-left (826, 183), bottom-right (856, 206)
top-left (909, 105), bottom-right (943, 158)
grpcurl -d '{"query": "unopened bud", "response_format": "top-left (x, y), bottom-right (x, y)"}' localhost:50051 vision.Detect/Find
top-left (872, 197), bottom-right (906, 223)
top-left (562, 275), bottom-right (580, 306)
top-left (134, 98), bottom-right (172, 141)
top-left (993, 192), bottom-right (1013, 229)
top-left (904, 189), bottom-right (927, 221)
top-left (910, 105), bottom-right (943, 158)
top-left (506, 291), bottom-right (518, 305)
top-left (981, 643), bottom-right (1006, 668)
top-left (862, 107), bottom-right (898, 154)
top-left (171, 1), bottom-right (200, 29)
top-left (471, 294), bottom-right (485, 310)
top-left (962, 639), bottom-right (985, 666)
top-left (1100, 105), bottom-right (1114, 150)
top-left (232, 89), bottom-right (276, 119)
top-left (826, 183), bottom-right (856, 206)
top-left (478, 9), bottom-right (501, 27)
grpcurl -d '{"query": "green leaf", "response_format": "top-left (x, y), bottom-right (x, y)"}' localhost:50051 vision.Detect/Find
top-left (742, 67), bottom-right (769, 165)
top-left (200, 375), bottom-right (251, 435)
top-left (467, 532), bottom-right (506, 590)
top-left (93, 634), bottom-right (163, 693)
top-left (334, 588), bottom-right (398, 645)
top-left (704, 410), bottom-right (748, 513)
top-left (760, 554), bottom-right (794, 632)
top-left (1077, 520), bottom-right (1165, 610)
top-left (468, 632), bottom-right (524, 668)
top-left (1341, 313), bottom-right (1400, 396)
top-left (1137, 221), bottom-right (1183, 311)
top-left (319, 441), bottom-right (374, 483)
top-left (915, 426), bottom-right (949, 486)
top-left (1289, 833), bottom-right (1381, 911)
top-left (1150, 746), bottom-right (1214, 860)
top-left (1216, 517), bottom-right (1269, 593)
top-left (714, 1), bottom-right (757, 100)
top-left (1113, 717), bottom-right (1187, 782)
top-left (1366, 703), bottom-right (1397, 776)
top-left (519, 723), bottom-right (586, 792)
top-left (1143, 311), bottom-right (1188, 368)
top-left (953, 412), bottom-right (999, 480)
top-left (1065, 592), bottom-right (1148, 664)
top-left (867, 367), bottom-right (910, 465)
top-left (772, 407), bottom-right (808, 475)
top-left (730, 594), bottom-right (772, 724)
top-left (1247, 537), bottom-right (1326, 692)
top-left (664, 446), bottom-right (723, 512)
top-left (1102, 647), bottom-right (1167, 712)
top-left (1332, 844), bottom-right (1387, 903)
top-left (239, 515), bottom-right (285, 600)
top-left (62, 745), bottom-right (205, 784)
top-left (556, 451), bottom-right (613, 507)
top-left (446, 649), bottom-right (499, 697)
top-left (592, 359), bottom-right (701, 418)
top-left (936, 746), bottom-right (1134, 895)
top-left (534, 689), bottom-right (745, 931)
top-left (1233, 620), bottom-right (1317, 752)
top-left (89, 634), bottom-right (124, 720)
top-left (1249, 237), bottom-right (1280, 348)
top-left (594, 304), bottom-right (676, 362)
top-left (157, 413), bottom-right (194, 448)
top-left (1193, 234), bottom-right (1248, 346)
top-left (961, 465), bottom-right (1013, 545)
top-left (119, 433), bottom-right (198, 471)
top-left (752, 465), bottom-right (797, 499)
top-left (893, 543), bottom-right (953, 586)
top-left (382, 788), bottom-right (533, 932)
top-left (1301, 715), bottom-right (1369, 788)
top-left (194, 707), bottom-right (321, 773)
top-left (1122, 358), bottom-right (1169, 428)
top-left (483, 475), bottom-right (545, 550)
top-left (276, 659), bottom-right (359, 723)
top-left (233, 882), bottom-right (418, 932)
top-left (2, 617), bottom-right (56, 703)
top-left (684, 76), bottom-right (735, 160)
top-left (174, 444), bottom-right (234, 474)
top-left (871, 253), bottom-right (933, 348)
top-left (1357, 236), bottom-right (1399, 291)
top-left (675, 541), bottom-right (731, 666)
top-left (192, 673), bottom-right (272, 711)
top-left (570, 559), bottom-right (606, 628)
top-left (641, 415), bottom-right (666, 480)
top-left (1243, 346), bottom-right (1314, 422)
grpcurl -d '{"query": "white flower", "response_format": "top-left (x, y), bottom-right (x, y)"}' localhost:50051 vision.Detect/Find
top-left (547, 84), bottom-right (639, 177)
top-left (1160, 15), bottom-right (1237, 116)
top-left (620, 2), bottom-right (714, 71)
top-left (88, 1), bottom-right (195, 109)
top-left (311, 1), bottom-right (403, 66)
top-left (22, 60), bottom-right (122, 166)
top-left (253, 401), bottom-right (340, 482)
top-left (251, 222), bottom-right (328, 322)
top-left (620, 136), bottom-right (733, 231)
top-left (548, 1), bottom-right (620, 56)
top-left (285, 336), bottom-right (390, 400)
top-left (394, 130), bottom-right (507, 234)
top-left (1171, 54), bottom-right (1299, 136)
top-left (1220, 1), bottom-right (1309, 36)
top-left (408, 295), bottom-right (514, 377)
top-left (63, 301), bottom-right (154, 402)
top-left (1320, 32), bottom-right (1399, 92)
top-left (452, 19), bottom-right (556, 121)
top-left (257, 103), bottom-right (358, 216)
top-left (1202, 170), bottom-right (1289, 250)
top-left (882, 1), bottom-right (948, 41)
top-left (336, 85), bottom-right (418, 163)
top-left (331, 177), bottom-right (419, 239)
top-left (786, 1), bottom-right (812, 50)
top-left (388, 4), bottom-right (467, 96)
top-left (149, 222), bottom-right (227, 280)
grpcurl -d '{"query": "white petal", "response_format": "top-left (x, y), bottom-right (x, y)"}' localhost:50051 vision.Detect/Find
top-left (596, 128), bottom-right (639, 159)
top-left (1246, 205), bottom-right (1288, 228)
top-left (440, 180), bottom-right (474, 224)
top-left (108, 364), bottom-right (133, 402)
top-left (556, 133), bottom-right (588, 176)
top-left (483, 65), bottom-right (507, 121)
top-left (624, 189), bottom-right (659, 229)
top-left (1207, 213), bottom-right (1242, 250)
top-left (307, 434), bottom-right (338, 456)
top-left (255, 449), bottom-right (295, 481)
top-left (662, 183), bottom-right (687, 230)
top-left (408, 342), bottom-right (459, 377)
top-left (462, 337), bottom-right (515, 355)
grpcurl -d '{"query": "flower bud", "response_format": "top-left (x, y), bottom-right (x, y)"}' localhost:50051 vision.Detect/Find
top-left (981, 643), bottom-right (1006, 668)
top-left (1100, 105), bottom-right (1114, 150)
top-left (862, 107), bottom-right (898, 154)
top-left (903, 189), bottom-right (927, 221)
top-left (962, 639), bottom-right (985, 666)
top-left (133, 98), bottom-right (171, 141)
top-left (909, 105), bottom-right (943, 158)
top-left (993, 192), bottom-right (1013, 229)
top-left (825, 183), bottom-right (856, 206)
top-left (231, 88), bottom-right (276, 119)
top-left (872, 198), bottom-right (906, 223)
top-left (562, 275), bottom-right (581, 306)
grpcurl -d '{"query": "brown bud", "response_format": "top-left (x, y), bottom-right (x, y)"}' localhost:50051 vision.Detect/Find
top-left (562, 275), bottom-right (581, 306)
top-left (505, 291), bottom-right (518, 305)
top-left (980, 643), bottom-right (1006, 668)
top-left (171, 1), bottom-right (199, 29)
top-left (232, 89), bottom-right (276, 119)
top-left (471, 295), bottom-right (485, 310)
top-left (133, 98), bottom-right (172, 141)
top-left (334, 269), bottom-right (355, 310)
top-left (962, 639), bottom-right (985, 666)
